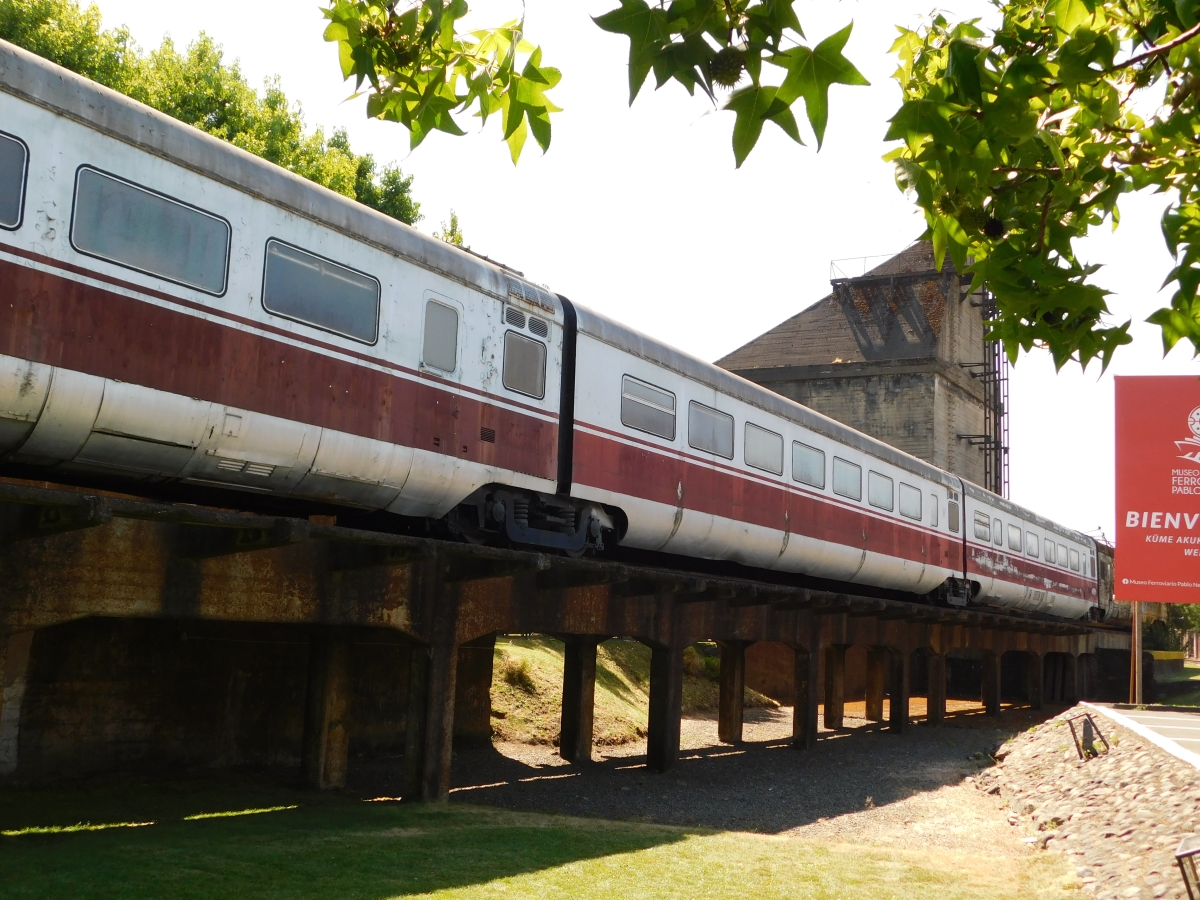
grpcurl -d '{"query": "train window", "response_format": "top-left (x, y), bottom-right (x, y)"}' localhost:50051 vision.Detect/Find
top-left (899, 483), bottom-right (921, 520)
top-left (1089, 553), bottom-right (1096, 577)
top-left (1008, 524), bottom-right (1022, 552)
top-left (0, 132), bottom-right (28, 230)
top-left (688, 401), bottom-right (734, 459)
top-left (948, 496), bottom-right (960, 533)
top-left (502, 331), bottom-right (546, 399)
top-left (1069, 548), bottom-right (1080, 571)
top-left (1058, 543), bottom-right (1068, 567)
top-left (993, 518), bottom-right (1003, 546)
top-left (422, 300), bottom-right (458, 372)
top-left (868, 472), bottom-right (893, 511)
top-left (973, 512), bottom-right (991, 542)
top-left (72, 167), bottom-right (230, 294)
top-left (930, 494), bottom-right (939, 528)
top-left (262, 239), bottom-right (380, 342)
top-left (833, 458), bottom-right (862, 501)
top-left (792, 442), bottom-right (825, 489)
top-left (1044, 541), bottom-right (1055, 564)
top-left (745, 423), bottom-right (783, 475)
top-left (621, 376), bottom-right (676, 440)
top-left (1027, 533), bottom-right (1039, 558)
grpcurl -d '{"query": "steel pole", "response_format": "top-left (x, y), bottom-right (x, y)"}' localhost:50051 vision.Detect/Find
top-left (1131, 600), bottom-right (1143, 705)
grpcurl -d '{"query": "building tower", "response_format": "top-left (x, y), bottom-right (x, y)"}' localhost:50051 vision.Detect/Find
top-left (716, 241), bottom-right (1009, 495)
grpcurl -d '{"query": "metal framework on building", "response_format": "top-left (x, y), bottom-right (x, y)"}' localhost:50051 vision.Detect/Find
top-left (958, 288), bottom-right (1010, 498)
top-left (828, 255), bottom-right (1011, 498)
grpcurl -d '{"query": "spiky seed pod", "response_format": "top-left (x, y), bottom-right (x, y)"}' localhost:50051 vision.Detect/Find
top-left (984, 217), bottom-right (1006, 238)
top-left (958, 208), bottom-right (987, 232)
top-left (708, 47), bottom-right (745, 89)
top-left (1128, 144), bottom-right (1153, 165)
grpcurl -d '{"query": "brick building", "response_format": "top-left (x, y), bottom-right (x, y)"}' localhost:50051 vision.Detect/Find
top-left (716, 241), bottom-right (1008, 495)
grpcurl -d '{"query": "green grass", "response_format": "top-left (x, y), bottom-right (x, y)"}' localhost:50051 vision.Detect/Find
top-left (0, 779), bottom-right (1076, 899)
top-left (1157, 661), bottom-right (1200, 706)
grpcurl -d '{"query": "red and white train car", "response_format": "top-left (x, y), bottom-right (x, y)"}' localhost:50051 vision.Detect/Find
top-left (0, 39), bottom-right (568, 525)
top-left (0, 40), bottom-right (1108, 620)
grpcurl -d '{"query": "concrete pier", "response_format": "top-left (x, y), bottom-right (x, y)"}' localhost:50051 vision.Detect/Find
top-left (717, 640), bottom-right (749, 745)
top-left (560, 637), bottom-right (601, 762)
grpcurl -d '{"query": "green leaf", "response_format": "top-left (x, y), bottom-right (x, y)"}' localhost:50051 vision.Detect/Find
top-left (946, 39), bottom-right (982, 105)
top-left (765, 103), bottom-right (803, 145)
top-left (505, 113), bottom-right (529, 164)
top-left (778, 23), bottom-right (869, 148)
top-left (593, 0), bottom-right (670, 103)
top-left (885, 99), bottom-right (962, 150)
top-left (337, 39), bottom-right (357, 81)
top-left (1048, 0), bottom-right (1097, 34)
top-left (725, 85), bottom-right (771, 167)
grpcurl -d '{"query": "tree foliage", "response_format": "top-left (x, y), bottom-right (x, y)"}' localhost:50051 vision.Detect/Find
top-left (0, 0), bottom-right (421, 224)
top-left (320, 0), bottom-right (868, 167)
top-left (434, 209), bottom-right (466, 247)
top-left (322, 0), bottom-right (561, 164)
top-left (593, 0), bottom-right (868, 166)
top-left (1144, 602), bottom-right (1200, 650)
top-left (888, 0), bottom-right (1200, 370)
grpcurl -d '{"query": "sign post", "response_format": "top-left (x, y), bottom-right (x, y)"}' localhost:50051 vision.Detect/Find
top-left (1131, 601), bottom-right (1141, 704)
top-left (1114, 376), bottom-right (1200, 705)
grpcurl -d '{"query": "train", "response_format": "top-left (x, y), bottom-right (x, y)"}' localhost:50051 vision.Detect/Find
top-left (0, 39), bottom-right (1111, 621)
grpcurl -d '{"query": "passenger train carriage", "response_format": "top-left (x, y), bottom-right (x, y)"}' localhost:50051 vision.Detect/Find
top-left (0, 40), bottom-right (1110, 620)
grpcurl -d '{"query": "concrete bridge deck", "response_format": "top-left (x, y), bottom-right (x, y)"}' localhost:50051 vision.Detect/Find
top-left (0, 476), bottom-right (1131, 796)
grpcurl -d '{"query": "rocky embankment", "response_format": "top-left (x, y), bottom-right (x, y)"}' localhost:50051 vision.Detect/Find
top-left (976, 705), bottom-right (1200, 900)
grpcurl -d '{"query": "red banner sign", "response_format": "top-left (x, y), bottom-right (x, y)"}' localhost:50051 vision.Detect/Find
top-left (1115, 375), bottom-right (1200, 602)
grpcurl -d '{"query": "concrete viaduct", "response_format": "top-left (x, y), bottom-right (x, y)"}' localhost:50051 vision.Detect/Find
top-left (0, 477), bottom-right (1129, 795)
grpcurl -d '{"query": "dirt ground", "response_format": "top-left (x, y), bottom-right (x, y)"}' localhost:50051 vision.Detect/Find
top-left (353, 700), bottom-right (1062, 858)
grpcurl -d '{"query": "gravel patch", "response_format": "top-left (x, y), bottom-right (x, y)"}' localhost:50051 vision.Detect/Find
top-left (976, 704), bottom-right (1200, 900)
top-left (413, 704), bottom-right (1065, 858)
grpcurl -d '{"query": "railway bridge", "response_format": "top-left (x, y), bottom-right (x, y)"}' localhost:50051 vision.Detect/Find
top-left (0, 477), bottom-right (1129, 796)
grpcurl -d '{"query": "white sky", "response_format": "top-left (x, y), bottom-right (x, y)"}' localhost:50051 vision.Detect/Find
top-left (94, 0), bottom-right (1200, 541)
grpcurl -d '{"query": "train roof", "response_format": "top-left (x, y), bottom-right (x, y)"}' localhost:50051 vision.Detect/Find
top-left (573, 302), bottom-right (959, 488)
top-left (961, 481), bottom-right (1093, 546)
top-left (0, 39), bottom-right (559, 317)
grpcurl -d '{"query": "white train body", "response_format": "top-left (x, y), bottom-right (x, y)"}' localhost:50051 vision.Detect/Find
top-left (0, 40), bottom-right (1105, 619)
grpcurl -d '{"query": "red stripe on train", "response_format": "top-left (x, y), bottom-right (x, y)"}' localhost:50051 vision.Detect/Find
top-left (966, 546), bottom-right (1093, 598)
top-left (0, 256), bottom-right (557, 480)
top-left (571, 426), bottom-right (963, 571)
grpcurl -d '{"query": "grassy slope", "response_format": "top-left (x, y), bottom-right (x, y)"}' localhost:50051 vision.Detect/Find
top-left (0, 780), bottom-right (1077, 900)
top-left (490, 637), bottom-right (778, 746)
top-left (1156, 661), bottom-right (1200, 706)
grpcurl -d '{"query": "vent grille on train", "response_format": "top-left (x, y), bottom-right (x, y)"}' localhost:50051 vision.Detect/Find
top-left (504, 306), bottom-right (526, 329)
top-left (505, 275), bottom-right (555, 311)
top-left (528, 316), bottom-right (549, 338)
top-left (480, 427), bottom-right (496, 443)
top-left (216, 458), bottom-right (274, 478)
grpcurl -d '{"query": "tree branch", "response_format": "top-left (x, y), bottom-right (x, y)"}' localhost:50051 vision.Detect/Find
top-left (1036, 194), bottom-right (1051, 252)
top-left (997, 166), bottom-right (1061, 174)
top-left (1116, 0), bottom-right (1171, 75)
top-left (1114, 21), bottom-right (1200, 70)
